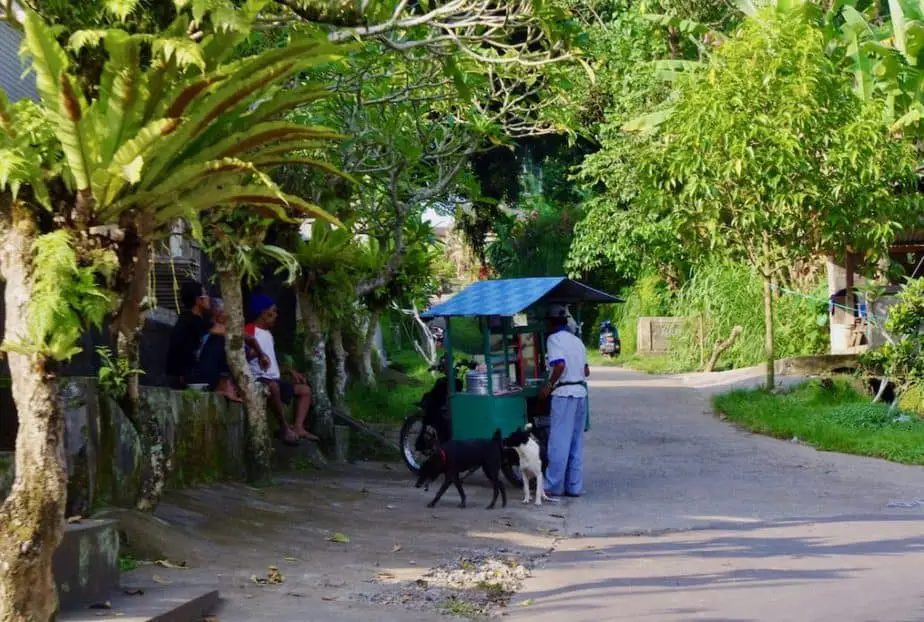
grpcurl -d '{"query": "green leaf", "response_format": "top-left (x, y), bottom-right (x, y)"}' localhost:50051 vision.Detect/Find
top-left (183, 121), bottom-right (345, 167)
top-left (95, 118), bottom-right (181, 208)
top-left (245, 85), bottom-right (330, 124)
top-left (22, 10), bottom-right (96, 191)
top-left (249, 156), bottom-right (358, 184)
top-left (890, 0), bottom-right (909, 55)
top-left (104, 0), bottom-right (141, 20)
top-left (154, 185), bottom-right (343, 227)
top-left (153, 37), bottom-right (207, 70)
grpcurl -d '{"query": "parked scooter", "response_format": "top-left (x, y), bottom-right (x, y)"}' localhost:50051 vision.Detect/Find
top-left (598, 320), bottom-right (621, 358)
top-left (398, 354), bottom-right (476, 473)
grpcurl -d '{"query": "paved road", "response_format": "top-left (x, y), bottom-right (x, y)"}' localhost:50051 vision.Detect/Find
top-left (508, 366), bottom-right (924, 622)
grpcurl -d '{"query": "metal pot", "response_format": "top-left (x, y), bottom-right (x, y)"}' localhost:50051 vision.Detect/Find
top-left (465, 371), bottom-right (508, 395)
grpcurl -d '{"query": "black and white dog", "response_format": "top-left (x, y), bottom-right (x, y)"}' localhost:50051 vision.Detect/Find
top-left (415, 429), bottom-right (507, 509)
top-left (503, 424), bottom-right (549, 506)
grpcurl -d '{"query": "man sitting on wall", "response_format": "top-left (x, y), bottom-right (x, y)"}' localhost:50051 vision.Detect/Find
top-left (165, 282), bottom-right (214, 390)
top-left (245, 295), bottom-right (317, 444)
top-left (166, 283), bottom-right (269, 401)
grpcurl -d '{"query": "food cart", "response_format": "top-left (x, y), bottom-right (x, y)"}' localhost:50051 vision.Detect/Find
top-left (416, 277), bottom-right (622, 482)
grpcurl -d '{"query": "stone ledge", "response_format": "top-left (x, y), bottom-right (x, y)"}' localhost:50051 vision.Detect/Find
top-left (54, 519), bottom-right (120, 611)
top-left (57, 584), bottom-right (219, 622)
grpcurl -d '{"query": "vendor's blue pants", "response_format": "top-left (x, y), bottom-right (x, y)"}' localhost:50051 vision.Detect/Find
top-left (544, 395), bottom-right (586, 496)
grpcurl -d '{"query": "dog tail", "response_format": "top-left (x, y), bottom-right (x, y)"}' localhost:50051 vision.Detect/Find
top-left (492, 428), bottom-right (502, 443)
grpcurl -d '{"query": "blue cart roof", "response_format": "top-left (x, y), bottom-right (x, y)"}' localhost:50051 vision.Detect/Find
top-left (422, 277), bottom-right (622, 318)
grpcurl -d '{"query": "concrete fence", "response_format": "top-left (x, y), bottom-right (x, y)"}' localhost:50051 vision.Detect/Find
top-left (637, 316), bottom-right (685, 354)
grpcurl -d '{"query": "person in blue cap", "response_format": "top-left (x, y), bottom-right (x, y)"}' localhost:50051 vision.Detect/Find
top-left (246, 295), bottom-right (317, 445)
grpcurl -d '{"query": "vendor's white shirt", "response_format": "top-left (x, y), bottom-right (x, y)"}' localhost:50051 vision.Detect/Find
top-left (249, 327), bottom-right (281, 380)
top-left (547, 328), bottom-right (588, 398)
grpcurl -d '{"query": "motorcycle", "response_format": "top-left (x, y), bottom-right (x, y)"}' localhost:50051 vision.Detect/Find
top-left (398, 354), bottom-right (476, 473)
top-left (598, 320), bottom-right (621, 358)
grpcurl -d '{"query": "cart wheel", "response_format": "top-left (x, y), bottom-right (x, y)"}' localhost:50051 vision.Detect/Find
top-left (502, 448), bottom-right (524, 487)
top-left (399, 413), bottom-right (432, 475)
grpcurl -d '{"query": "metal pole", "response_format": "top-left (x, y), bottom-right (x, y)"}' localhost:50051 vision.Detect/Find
top-left (482, 317), bottom-right (493, 395)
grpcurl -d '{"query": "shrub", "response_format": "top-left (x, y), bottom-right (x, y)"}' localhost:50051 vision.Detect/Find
top-left (827, 403), bottom-right (896, 430)
top-left (670, 262), bottom-right (828, 369)
top-left (897, 383), bottom-right (924, 418)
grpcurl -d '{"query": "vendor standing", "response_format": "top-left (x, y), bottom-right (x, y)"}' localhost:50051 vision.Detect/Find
top-left (539, 304), bottom-right (589, 498)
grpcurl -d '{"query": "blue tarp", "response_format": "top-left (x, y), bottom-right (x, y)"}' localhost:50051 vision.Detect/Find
top-left (422, 277), bottom-right (621, 318)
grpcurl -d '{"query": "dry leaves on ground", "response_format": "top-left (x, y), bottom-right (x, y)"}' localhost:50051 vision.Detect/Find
top-left (251, 566), bottom-right (285, 585)
top-left (155, 559), bottom-right (187, 569)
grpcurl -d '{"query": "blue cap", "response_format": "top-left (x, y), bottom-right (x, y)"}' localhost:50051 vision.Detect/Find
top-left (248, 295), bottom-right (275, 318)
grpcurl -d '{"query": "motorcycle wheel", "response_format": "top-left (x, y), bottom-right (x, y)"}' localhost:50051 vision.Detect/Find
top-left (399, 412), bottom-right (432, 475)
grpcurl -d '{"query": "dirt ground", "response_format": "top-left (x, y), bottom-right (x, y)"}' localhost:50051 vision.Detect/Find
top-left (108, 462), bottom-right (568, 621)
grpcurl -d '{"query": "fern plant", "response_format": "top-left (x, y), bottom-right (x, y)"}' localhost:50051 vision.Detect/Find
top-left (96, 346), bottom-right (145, 401)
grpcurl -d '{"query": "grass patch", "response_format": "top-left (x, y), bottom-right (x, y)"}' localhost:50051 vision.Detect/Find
top-left (440, 598), bottom-right (482, 619)
top-left (119, 554), bottom-right (138, 573)
top-left (346, 349), bottom-right (431, 426)
top-left (714, 378), bottom-right (924, 464)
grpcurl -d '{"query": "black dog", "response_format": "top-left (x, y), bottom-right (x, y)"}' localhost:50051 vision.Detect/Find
top-left (415, 428), bottom-right (507, 509)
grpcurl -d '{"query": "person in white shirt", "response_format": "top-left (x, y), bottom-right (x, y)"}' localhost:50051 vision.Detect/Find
top-left (246, 295), bottom-right (317, 445)
top-left (539, 304), bottom-right (589, 498)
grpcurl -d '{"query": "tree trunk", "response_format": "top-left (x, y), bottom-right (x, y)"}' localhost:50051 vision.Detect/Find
top-left (218, 267), bottom-right (272, 482)
top-left (763, 273), bottom-right (775, 390)
top-left (299, 293), bottom-right (333, 440)
top-left (357, 310), bottom-right (380, 386)
top-left (329, 326), bottom-right (348, 407)
top-left (704, 325), bottom-right (743, 373)
top-left (0, 209), bottom-right (67, 621)
top-left (110, 243), bottom-right (166, 513)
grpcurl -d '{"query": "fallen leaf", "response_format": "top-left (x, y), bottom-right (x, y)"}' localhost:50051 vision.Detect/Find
top-left (520, 599), bottom-right (534, 607)
top-left (377, 571), bottom-right (396, 579)
top-left (66, 515), bottom-right (83, 524)
top-left (154, 559), bottom-right (187, 569)
top-left (329, 532), bottom-right (350, 544)
top-left (152, 575), bottom-right (172, 585)
top-left (391, 544), bottom-right (402, 553)
top-left (322, 596), bottom-right (337, 601)
top-left (415, 579), bottom-right (428, 588)
top-left (287, 592), bottom-right (305, 598)
top-left (88, 601), bottom-right (111, 610)
top-left (549, 513), bottom-right (565, 519)
top-left (283, 556), bottom-right (298, 562)
top-left (385, 504), bottom-right (395, 510)
top-left (122, 588), bottom-right (144, 596)
top-left (360, 487), bottom-right (370, 494)
top-left (382, 464), bottom-right (394, 470)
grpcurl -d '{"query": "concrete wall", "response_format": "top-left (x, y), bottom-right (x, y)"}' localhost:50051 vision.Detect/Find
top-left (0, 379), bottom-right (248, 512)
top-left (636, 317), bottom-right (684, 354)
